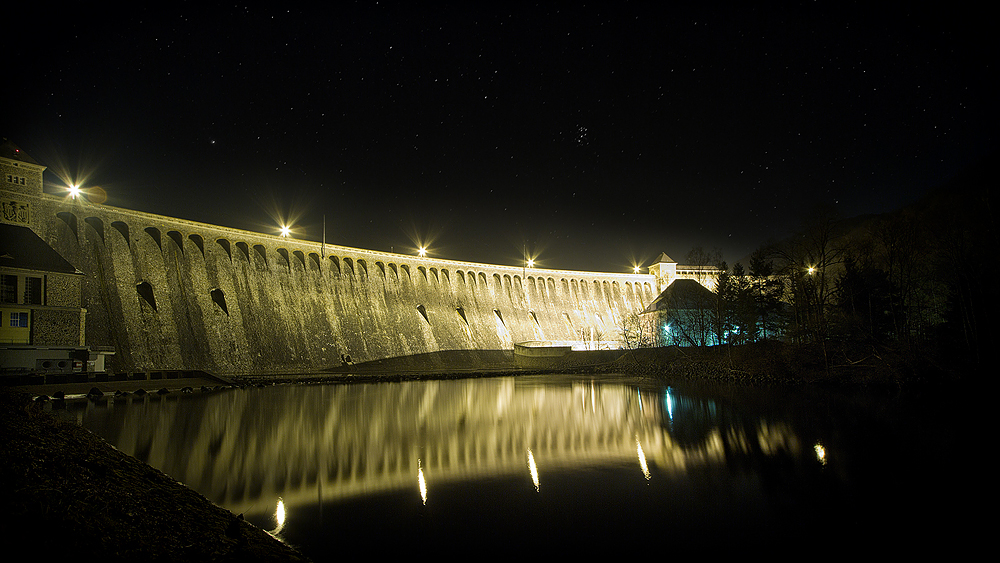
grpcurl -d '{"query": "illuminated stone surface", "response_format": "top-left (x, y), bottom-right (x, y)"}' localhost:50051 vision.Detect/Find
top-left (3, 142), bottom-right (717, 374)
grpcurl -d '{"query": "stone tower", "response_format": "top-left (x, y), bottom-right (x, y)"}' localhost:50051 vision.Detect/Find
top-left (647, 252), bottom-right (677, 292)
top-left (1, 138), bottom-right (46, 228)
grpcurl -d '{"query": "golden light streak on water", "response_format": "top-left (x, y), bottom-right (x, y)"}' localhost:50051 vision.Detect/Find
top-left (636, 437), bottom-right (651, 480)
top-left (814, 443), bottom-right (827, 465)
top-left (418, 459), bottom-right (427, 505)
top-left (527, 449), bottom-right (540, 492)
top-left (268, 497), bottom-right (286, 538)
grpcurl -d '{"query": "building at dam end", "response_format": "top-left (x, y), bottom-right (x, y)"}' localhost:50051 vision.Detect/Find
top-left (1, 139), bottom-right (716, 375)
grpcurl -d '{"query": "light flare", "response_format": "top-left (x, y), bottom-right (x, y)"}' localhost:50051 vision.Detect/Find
top-left (257, 190), bottom-right (306, 242)
top-left (404, 220), bottom-right (443, 259)
top-left (47, 157), bottom-right (100, 202)
top-left (88, 186), bottom-right (108, 204)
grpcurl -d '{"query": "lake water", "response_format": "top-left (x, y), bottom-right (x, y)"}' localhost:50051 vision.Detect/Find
top-left (58, 374), bottom-right (970, 557)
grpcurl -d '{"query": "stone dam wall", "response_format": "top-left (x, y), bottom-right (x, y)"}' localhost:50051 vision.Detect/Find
top-left (22, 194), bottom-right (656, 375)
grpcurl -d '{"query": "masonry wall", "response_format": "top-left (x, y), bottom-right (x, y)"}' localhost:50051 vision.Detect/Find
top-left (31, 308), bottom-right (84, 346)
top-left (15, 193), bottom-right (656, 375)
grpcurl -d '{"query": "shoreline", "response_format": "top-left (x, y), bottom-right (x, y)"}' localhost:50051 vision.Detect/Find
top-left (1, 342), bottom-right (955, 561)
top-left (11, 340), bottom-right (956, 398)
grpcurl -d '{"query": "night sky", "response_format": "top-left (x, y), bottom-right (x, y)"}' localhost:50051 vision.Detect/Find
top-left (7, 3), bottom-right (995, 272)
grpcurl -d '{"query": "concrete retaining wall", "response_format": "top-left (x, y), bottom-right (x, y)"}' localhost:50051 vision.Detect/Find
top-left (22, 194), bottom-right (656, 374)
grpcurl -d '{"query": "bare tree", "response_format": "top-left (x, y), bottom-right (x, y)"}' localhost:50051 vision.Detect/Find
top-left (619, 310), bottom-right (654, 350)
top-left (685, 246), bottom-right (723, 346)
top-left (772, 205), bottom-right (847, 345)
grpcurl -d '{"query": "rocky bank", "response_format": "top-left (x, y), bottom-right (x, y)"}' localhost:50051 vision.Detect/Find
top-left (0, 386), bottom-right (310, 562)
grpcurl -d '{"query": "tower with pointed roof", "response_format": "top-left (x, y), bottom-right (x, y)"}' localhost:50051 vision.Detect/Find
top-left (647, 252), bottom-right (677, 292)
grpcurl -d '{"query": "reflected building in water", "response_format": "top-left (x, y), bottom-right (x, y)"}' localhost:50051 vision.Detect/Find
top-left (66, 377), bottom-right (807, 517)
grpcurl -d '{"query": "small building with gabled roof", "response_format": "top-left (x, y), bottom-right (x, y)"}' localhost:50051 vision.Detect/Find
top-left (0, 223), bottom-right (92, 373)
top-left (642, 278), bottom-right (721, 347)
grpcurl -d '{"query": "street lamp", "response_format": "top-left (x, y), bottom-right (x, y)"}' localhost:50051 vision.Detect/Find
top-left (279, 225), bottom-right (291, 238)
top-left (68, 184), bottom-right (81, 199)
top-left (418, 246), bottom-right (427, 257)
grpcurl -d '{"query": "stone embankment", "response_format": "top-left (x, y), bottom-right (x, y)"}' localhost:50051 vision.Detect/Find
top-left (8, 369), bottom-right (234, 399)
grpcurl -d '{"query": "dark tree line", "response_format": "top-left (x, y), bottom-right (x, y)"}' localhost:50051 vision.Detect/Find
top-left (713, 250), bottom-right (785, 346)
top-left (710, 204), bottom-right (956, 349)
top-left (708, 154), bottom-right (994, 372)
top-left (630, 151), bottom-right (993, 376)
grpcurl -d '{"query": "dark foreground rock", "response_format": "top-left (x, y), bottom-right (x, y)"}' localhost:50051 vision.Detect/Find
top-left (0, 387), bottom-right (310, 562)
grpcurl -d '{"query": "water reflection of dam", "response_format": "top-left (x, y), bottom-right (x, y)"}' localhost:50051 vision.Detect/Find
top-left (70, 377), bottom-right (803, 515)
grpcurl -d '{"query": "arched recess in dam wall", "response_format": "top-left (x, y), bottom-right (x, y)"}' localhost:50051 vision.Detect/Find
top-left (31, 198), bottom-right (656, 374)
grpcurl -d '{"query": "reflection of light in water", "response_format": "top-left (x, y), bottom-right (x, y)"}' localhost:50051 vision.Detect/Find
top-left (814, 443), bottom-right (827, 465)
top-left (418, 459), bottom-right (427, 505)
top-left (527, 449), bottom-right (540, 492)
top-left (85, 378), bottom-right (807, 517)
top-left (664, 386), bottom-right (675, 422)
top-left (636, 437), bottom-right (650, 480)
top-left (268, 497), bottom-right (286, 538)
